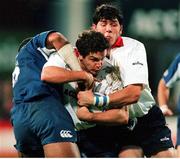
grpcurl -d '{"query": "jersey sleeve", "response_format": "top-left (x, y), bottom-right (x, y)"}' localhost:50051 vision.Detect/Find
top-left (163, 54), bottom-right (180, 88)
top-left (43, 52), bottom-right (66, 68)
top-left (122, 42), bottom-right (149, 87)
top-left (26, 30), bottom-right (56, 55)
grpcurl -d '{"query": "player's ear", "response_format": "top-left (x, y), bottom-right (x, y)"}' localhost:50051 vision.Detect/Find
top-left (119, 25), bottom-right (123, 35)
top-left (91, 24), bottom-right (97, 30)
top-left (78, 55), bottom-right (83, 61)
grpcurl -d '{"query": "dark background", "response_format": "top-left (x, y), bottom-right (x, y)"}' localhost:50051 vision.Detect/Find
top-left (0, 0), bottom-right (180, 119)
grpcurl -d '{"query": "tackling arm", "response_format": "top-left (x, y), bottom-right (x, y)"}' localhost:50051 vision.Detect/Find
top-left (77, 84), bottom-right (143, 109)
top-left (46, 32), bottom-right (82, 71)
top-left (76, 106), bottom-right (129, 125)
top-left (41, 66), bottom-right (93, 87)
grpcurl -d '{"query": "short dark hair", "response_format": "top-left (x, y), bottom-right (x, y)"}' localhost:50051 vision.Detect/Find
top-left (75, 30), bottom-right (109, 57)
top-left (18, 37), bottom-right (32, 52)
top-left (92, 4), bottom-right (123, 25)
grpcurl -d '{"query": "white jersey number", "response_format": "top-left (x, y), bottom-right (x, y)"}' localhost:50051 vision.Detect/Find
top-left (12, 65), bottom-right (20, 88)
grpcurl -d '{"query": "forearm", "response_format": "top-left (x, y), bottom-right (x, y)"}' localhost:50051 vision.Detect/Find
top-left (90, 108), bottom-right (129, 125)
top-left (46, 32), bottom-right (82, 71)
top-left (41, 66), bottom-right (87, 83)
top-left (77, 106), bottom-right (129, 125)
top-left (77, 84), bottom-right (143, 109)
top-left (157, 79), bottom-right (169, 106)
top-left (108, 84), bottom-right (143, 108)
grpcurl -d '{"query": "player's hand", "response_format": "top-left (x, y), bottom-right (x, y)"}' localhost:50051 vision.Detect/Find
top-left (77, 72), bottom-right (94, 91)
top-left (77, 90), bottom-right (94, 107)
top-left (160, 105), bottom-right (173, 116)
top-left (84, 72), bottom-right (94, 90)
top-left (76, 106), bottom-right (93, 121)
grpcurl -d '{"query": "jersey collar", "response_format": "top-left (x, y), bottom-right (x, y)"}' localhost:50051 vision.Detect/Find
top-left (111, 36), bottom-right (124, 48)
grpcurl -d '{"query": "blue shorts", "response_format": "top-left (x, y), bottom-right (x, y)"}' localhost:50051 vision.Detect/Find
top-left (11, 95), bottom-right (77, 154)
top-left (117, 105), bottom-right (174, 157)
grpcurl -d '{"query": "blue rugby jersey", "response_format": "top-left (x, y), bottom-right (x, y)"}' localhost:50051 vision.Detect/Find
top-left (12, 30), bottom-right (62, 103)
top-left (163, 53), bottom-right (180, 111)
top-left (163, 53), bottom-right (180, 87)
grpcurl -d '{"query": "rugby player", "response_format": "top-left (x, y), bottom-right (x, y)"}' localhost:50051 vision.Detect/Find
top-left (11, 30), bottom-right (93, 157)
top-left (158, 53), bottom-right (180, 157)
top-left (77, 4), bottom-right (175, 157)
top-left (41, 30), bottom-right (131, 157)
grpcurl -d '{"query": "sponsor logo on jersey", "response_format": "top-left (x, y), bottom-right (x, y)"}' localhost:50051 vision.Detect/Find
top-left (132, 61), bottom-right (143, 66)
top-left (160, 136), bottom-right (169, 142)
top-left (60, 130), bottom-right (73, 138)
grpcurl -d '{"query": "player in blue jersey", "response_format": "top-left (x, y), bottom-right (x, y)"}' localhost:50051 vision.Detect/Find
top-left (77, 4), bottom-right (175, 157)
top-left (11, 30), bottom-right (95, 157)
top-left (158, 53), bottom-right (180, 157)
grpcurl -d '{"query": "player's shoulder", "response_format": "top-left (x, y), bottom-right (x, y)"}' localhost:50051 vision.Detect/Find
top-left (122, 36), bottom-right (144, 47)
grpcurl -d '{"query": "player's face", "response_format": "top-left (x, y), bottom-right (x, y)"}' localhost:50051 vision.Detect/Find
top-left (92, 18), bottom-right (122, 47)
top-left (79, 50), bottom-right (107, 76)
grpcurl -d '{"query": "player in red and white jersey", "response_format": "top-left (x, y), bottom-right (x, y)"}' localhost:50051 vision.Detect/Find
top-left (77, 4), bottom-right (175, 157)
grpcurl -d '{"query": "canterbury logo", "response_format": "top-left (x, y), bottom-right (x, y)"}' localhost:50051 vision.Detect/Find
top-left (60, 130), bottom-right (73, 138)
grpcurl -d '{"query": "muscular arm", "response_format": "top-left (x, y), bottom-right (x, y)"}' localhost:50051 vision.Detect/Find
top-left (46, 32), bottom-right (69, 50)
top-left (41, 66), bottom-right (91, 84)
top-left (108, 84), bottom-right (143, 108)
top-left (45, 32), bottom-right (82, 71)
top-left (157, 79), bottom-right (170, 106)
top-left (157, 79), bottom-right (173, 116)
top-left (76, 106), bottom-right (129, 125)
top-left (77, 84), bottom-right (143, 109)
top-left (41, 32), bottom-right (93, 86)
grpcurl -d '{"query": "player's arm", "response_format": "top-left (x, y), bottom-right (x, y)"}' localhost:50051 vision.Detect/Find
top-left (76, 106), bottom-right (129, 125)
top-left (41, 66), bottom-right (92, 84)
top-left (77, 84), bottom-right (143, 109)
top-left (46, 32), bottom-right (82, 71)
top-left (157, 79), bottom-right (173, 116)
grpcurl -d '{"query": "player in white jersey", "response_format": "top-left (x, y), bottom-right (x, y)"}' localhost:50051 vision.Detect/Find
top-left (158, 53), bottom-right (180, 157)
top-left (77, 4), bottom-right (175, 157)
top-left (42, 30), bottom-right (132, 157)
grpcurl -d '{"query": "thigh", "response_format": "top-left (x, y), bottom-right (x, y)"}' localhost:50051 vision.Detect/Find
top-left (119, 106), bottom-right (174, 157)
top-left (43, 142), bottom-right (80, 157)
top-left (11, 96), bottom-right (77, 155)
top-left (135, 122), bottom-right (174, 157)
top-left (11, 103), bottom-right (44, 155)
top-left (29, 96), bottom-right (77, 145)
top-left (118, 146), bottom-right (143, 158)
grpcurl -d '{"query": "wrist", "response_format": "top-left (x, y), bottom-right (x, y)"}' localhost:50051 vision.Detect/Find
top-left (160, 104), bottom-right (168, 113)
top-left (93, 93), bottom-right (110, 110)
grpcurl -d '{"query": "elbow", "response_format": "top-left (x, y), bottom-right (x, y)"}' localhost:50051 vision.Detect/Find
top-left (41, 69), bottom-right (49, 82)
top-left (130, 91), bottom-right (141, 104)
top-left (117, 110), bottom-right (129, 125)
top-left (121, 115), bottom-right (129, 125)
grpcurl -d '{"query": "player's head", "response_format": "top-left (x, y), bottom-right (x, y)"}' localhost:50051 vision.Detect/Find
top-left (18, 37), bottom-right (32, 52)
top-left (92, 4), bottom-right (123, 25)
top-left (92, 4), bottom-right (123, 47)
top-left (76, 30), bottom-right (109, 75)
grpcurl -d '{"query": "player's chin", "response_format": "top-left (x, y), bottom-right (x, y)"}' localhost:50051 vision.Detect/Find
top-left (90, 70), bottom-right (98, 76)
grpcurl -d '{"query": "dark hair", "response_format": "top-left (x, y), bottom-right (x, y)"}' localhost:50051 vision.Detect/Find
top-left (93, 4), bottom-right (123, 25)
top-left (75, 30), bottom-right (109, 57)
top-left (18, 37), bottom-right (32, 52)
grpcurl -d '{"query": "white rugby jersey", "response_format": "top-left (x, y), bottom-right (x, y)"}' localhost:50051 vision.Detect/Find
top-left (108, 37), bottom-right (155, 118)
top-left (43, 53), bottom-right (123, 130)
